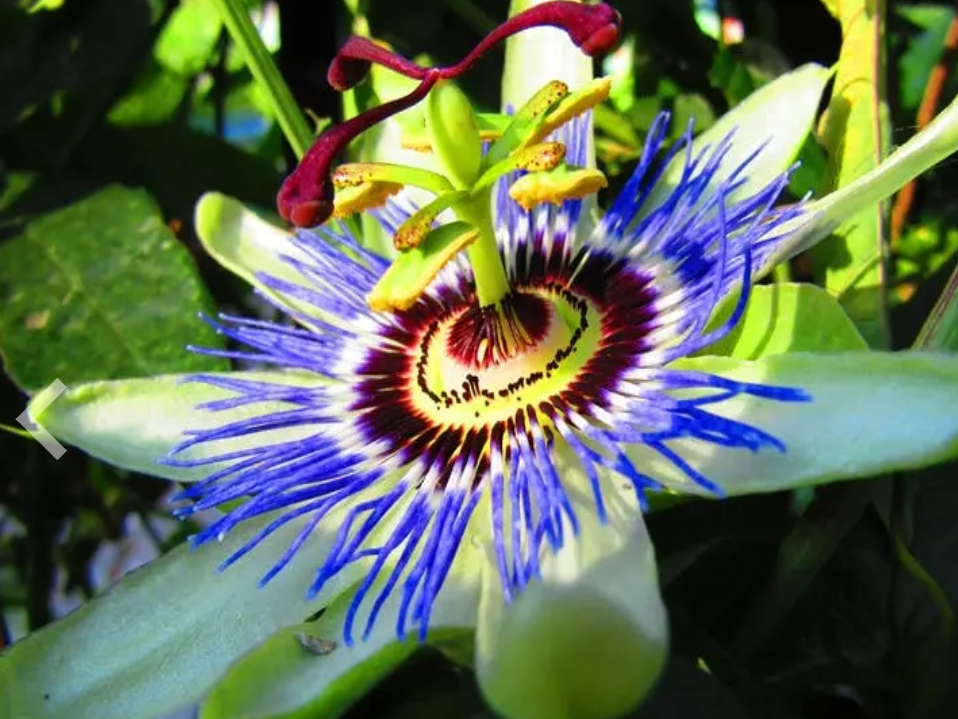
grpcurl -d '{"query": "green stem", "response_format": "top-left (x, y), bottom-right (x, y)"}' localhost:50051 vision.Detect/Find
top-left (458, 193), bottom-right (511, 306)
top-left (772, 260), bottom-right (792, 284)
top-left (0, 423), bottom-right (32, 440)
top-left (914, 258), bottom-right (958, 350)
top-left (211, 0), bottom-right (314, 159)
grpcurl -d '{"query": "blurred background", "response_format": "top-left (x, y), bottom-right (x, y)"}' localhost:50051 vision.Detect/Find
top-left (2, 1), bottom-right (958, 717)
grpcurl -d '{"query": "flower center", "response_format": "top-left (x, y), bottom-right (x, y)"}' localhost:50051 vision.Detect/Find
top-left (416, 284), bottom-right (600, 429)
top-left (350, 245), bottom-right (661, 487)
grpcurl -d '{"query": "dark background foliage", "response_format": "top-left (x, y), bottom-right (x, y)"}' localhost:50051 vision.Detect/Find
top-left (2, 1), bottom-right (958, 718)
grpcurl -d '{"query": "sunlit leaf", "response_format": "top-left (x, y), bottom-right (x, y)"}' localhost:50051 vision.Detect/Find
top-left (896, 4), bottom-right (956, 111)
top-left (200, 545), bottom-right (481, 719)
top-left (0, 185), bottom-right (225, 392)
top-left (108, 60), bottom-right (189, 126)
top-left (0, 512), bottom-right (362, 719)
top-left (705, 283), bottom-right (867, 359)
top-left (812, 0), bottom-right (892, 347)
top-left (154, 0), bottom-right (223, 76)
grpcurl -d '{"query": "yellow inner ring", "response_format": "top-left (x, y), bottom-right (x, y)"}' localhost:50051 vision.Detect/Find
top-left (409, 285), bottom-right (602, 428)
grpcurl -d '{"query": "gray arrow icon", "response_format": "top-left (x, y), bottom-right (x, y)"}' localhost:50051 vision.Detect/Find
top-left (17, 379), bottom-right (68, 459)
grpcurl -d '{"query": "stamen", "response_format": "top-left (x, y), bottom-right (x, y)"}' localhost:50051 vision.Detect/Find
top-left (515, 142), bottom-right (567, 173)
top-left (393, 191), bottom-right (469, 251)
top-left (277, 1), bottom-right (622, 228)
top-left (509, 167), bottom-right (608, 209)
top-left (332, 181), bottom-right (403, 219)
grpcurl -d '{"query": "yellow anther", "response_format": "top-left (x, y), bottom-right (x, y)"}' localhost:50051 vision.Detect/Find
top-left (508, 168), bottom-right (608, 210)
top-left (394, 216), bottom-right (432, 251)
top-left (331, 163), bottom-right (379, 188)
top-left (394, 190), bottom-right (469, 251)
top-left (514, 142), bottom-right (566, 173)
top-left (519, 80), bottom-right (570, 120)
top-left (368, 224), bottom-right (479, 312)
top-left (332, 181), bottom-right (403, 218)
top-left (521, 77), bottom-right (613, 149)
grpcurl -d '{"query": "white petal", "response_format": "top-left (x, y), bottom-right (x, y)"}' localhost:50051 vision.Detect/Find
top-left (625, 352), bottom-right (958, 497)
top-left (476, 489), bottom-right (668, 719)
top-left (34, 371), bottom-right (328, 483)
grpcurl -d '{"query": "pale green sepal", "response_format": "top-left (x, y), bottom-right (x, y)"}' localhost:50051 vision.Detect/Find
top-left (704, 283), bottom-right (867, 359)
top-left (476, 490), bottom-right (668, 719)
top-left (32, 371), bottom-right (328, 483)
top-left (199, 538), bottom-right (483, 719)
top-left (771, 91), bottom-right (958, 264)
top-left (0, 511), bottom-right (360, 719)
top-left (626, 352), bottom-right (958, 497)
top-left (200, 619), bottom-right (416, 719)
top-left (639, 63), bottom-right (831, 224)
top-left (195, 192), bottom-right (316, 317)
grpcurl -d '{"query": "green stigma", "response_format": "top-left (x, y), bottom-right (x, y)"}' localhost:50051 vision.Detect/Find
top-left (346, 77), bottom-right (612, 313)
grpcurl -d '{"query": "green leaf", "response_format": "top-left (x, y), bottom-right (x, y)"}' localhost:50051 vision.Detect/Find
top-left (211, 0), bottom-right (313, 158)
top-left (75, 124), bottom-right (281, 224)
top-left (914, 257), bottom-right (958, 350)
top-left (728, 481), bottom-right (880, 656)
top-left (896, 4), bottom-right (956, 111)
top-left (200, 545), bottom-right (481, 719)
top-left (811, 0), bottom-right (892, 347)
top-left (0, 0), bottom-right (155, 135)
top-left (639, 63), bottom-right (831, 222)
top-left (0, 512), bottom-right (362, 719)
top-left (706, 283), bottom-right (867, 359)
top-left (154, 0), bottom-right (222, 76)
top-left (107, 59), bottom-right (190, 126)
top-left (23, 0), bottom-right (66, 12)
top-left (670, 93), bottom-right (716, 138)
top-left (476, 491), bottom-right (667, 719)
top-left (0, 185), bottom-right (225, 392)
top-left (708, 47), bottom-right (762, 107)
top-left (891, 471), bottom-right (958, 714)
top-left (625, 352), bottom-right (958, 497)
top-left (33, 371), bottom-right (329, 483)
